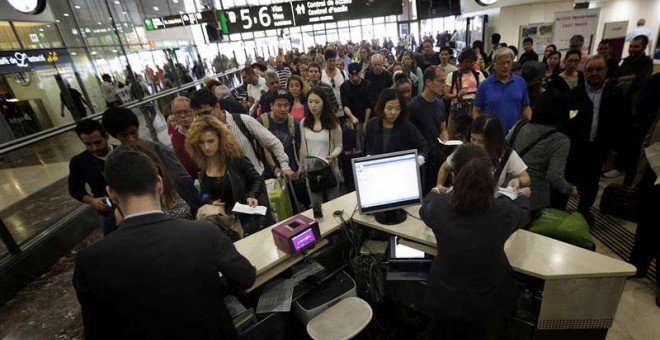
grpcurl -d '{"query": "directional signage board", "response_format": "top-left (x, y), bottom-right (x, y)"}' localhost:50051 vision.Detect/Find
top-left (144, 11), bottom-right (215, 31)
top-left (218, 0), bottom-right (402, 34)
top-left (219, 4), bottom-right (295, 34)
top-left (293, 0), bottom-right (402, 25)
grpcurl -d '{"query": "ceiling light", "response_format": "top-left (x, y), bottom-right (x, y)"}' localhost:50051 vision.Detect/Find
top-left (122, 11), bottom-right (128, 15)
top-left (56, 19), bottom-right (60, 22)
top-left (91, 51), bottom-right (97, 55)
top-left (179, 10), bottom-right (184, 14)
top-left (97, 21), bottom-right (102, 25)
top-left (74, 5), bottom-right (81, 9)
top-left (173, 0), bottom-right (179, 3)
top-left (153, 6), bottom-right (159, 11)
top-left (114, 0), bottom-right (120, 4)
top-left (63, 13), bottom-right (69, 16)
top-left (112, 49), bottom-right (118, 53)
top-left (71, 52), bottom-right (77, 55)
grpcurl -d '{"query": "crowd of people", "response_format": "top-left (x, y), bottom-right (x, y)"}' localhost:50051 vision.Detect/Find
top-left (67, 27), bottom-right (658, 339)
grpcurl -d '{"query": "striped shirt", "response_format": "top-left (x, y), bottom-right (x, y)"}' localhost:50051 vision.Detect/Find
top-left (276, 67), bottom-right (292, 89)
top-left (224, 112), bottom-right (291, 174)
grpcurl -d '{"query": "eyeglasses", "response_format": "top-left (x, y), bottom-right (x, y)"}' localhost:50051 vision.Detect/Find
top-left (495, 60), bottom-right (512, 66)
top-left (173, 109), bottom-right (193, 117)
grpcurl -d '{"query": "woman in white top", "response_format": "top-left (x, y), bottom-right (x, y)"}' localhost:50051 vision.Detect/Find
top-left (437, 115), bottom-right (530, 189)
top-left (298, 87), bottom-right (343, 205)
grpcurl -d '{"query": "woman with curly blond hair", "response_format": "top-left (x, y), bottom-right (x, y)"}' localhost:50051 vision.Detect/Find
top-left (286, 74), bottom-right (310, 121)
top-left (185, 115), bottom-right (272, 235)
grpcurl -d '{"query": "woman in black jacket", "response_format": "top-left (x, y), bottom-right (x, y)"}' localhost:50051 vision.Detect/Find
top-left (185, 115), bottom-right (272, 236)
top-left (365, 88), bottom-right (429, 160)
top-left (420, 144), bottom-right (531, 340)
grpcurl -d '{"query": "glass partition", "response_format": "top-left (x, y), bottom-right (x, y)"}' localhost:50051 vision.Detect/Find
top-left (0, 68), bottom-right (242, 259)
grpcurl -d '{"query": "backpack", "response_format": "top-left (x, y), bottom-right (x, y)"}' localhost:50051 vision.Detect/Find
top-left (261, 112), bottom-right (296, 139)
top-left (231, 113), bottom-right (266, 163)
top-left (450, 70), bottom-right (481, 94)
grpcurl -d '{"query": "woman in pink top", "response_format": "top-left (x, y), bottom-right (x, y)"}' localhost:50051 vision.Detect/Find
top-left (443, 48), bottom-right (486, 140)
top-left (287, 75), bottom-right (310, 121)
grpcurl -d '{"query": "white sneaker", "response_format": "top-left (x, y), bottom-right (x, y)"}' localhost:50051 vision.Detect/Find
top-left (602, 169), bottom-right (624, 178)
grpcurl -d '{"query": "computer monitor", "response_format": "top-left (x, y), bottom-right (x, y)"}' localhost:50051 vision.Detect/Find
top-left (352, 150), bottom-right (423, 225)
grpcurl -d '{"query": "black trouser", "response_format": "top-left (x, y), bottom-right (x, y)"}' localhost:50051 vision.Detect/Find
top-left (629, 167), bottom-right (660, 286)
top-left (568, 144), bottom-right (604, 216)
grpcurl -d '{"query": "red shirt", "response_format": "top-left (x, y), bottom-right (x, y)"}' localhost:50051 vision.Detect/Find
top-left (170, 129), bottom-right (197, 179)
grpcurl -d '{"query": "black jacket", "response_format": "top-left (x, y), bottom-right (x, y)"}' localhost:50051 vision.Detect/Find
top-left (549, 71), bottom-right (585, 93)
top-left (220, 97), bottom-right (247, 115)
top-left (199, 156), bottom-right (273, 232)
top-left (565, 82), bottom-right (626, 162)
top-left (365, 117), bottom-right (429, 159)
top-left (68, 147), bottom-right (117, 202)
top-left (420, 192), bottom-right (530, 320)
top-left (73, 212), bottom-right (255, 340)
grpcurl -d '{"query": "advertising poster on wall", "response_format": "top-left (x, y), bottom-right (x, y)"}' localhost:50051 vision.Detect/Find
top-left (553, 8), bottom-right (601, 53)
top-left (519, 22), bottom-right (554, 56)
top-left (603, 21), bottom-right (628, 64)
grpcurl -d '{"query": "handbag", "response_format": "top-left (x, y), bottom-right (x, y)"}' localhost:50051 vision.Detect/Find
top-left (306, 157), bottom-right (338, 193)
top-left (196, 204), bottom-right (244, 242)
top-left (304, 129), bottom-right (338, 193)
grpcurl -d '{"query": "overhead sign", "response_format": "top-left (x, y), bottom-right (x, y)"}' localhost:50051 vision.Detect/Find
top-left (553, 8), bottom-right (601, 52)
top-left (0, 48), bottom-right (70, 74)
top-left (144, 11), bottom-right (215, 31)
top-left (218, 0), bottom-right (402, 34)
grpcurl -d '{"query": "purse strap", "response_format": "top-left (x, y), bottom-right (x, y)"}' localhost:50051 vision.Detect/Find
top-left (494, 147), bottom-right (513, 186)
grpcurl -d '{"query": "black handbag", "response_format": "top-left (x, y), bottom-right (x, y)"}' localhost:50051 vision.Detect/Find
top-left (306, 160), bottom-right (337, 193)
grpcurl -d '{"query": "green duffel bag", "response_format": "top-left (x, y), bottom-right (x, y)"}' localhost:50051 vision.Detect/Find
top-left (528, 208), bottom-right (595, 250)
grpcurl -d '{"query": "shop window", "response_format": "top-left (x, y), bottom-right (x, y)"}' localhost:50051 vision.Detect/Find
top-left (13, 22), bottom-right (64, 49)
top-left (0, 22), bottom-right (20, 50)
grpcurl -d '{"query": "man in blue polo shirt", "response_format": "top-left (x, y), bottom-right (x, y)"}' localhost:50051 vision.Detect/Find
top-left (473, 47), bottom-right (532, 132)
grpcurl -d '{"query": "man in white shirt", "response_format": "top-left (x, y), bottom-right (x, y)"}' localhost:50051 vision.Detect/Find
top-left (101, 74), bottom-right (122, 108)
top-left (241, 66), bottom-right (268, 115)
top-left (321, 49), bottom-right (347, 118)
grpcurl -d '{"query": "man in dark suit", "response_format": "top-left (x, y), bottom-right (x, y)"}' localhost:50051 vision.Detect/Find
top-left (565, 55), bottom-right (627, 225)
top-left (73, 151), bottom-right (256, 340)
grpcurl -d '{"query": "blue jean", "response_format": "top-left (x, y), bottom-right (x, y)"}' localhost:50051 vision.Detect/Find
top-left (98, 212), bottom-right (117, 236)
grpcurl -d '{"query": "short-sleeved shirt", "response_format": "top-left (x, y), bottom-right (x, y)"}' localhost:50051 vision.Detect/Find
top-left (409, 95), bottom-right (447, 146)
top-left (473, 74), bottom-right (530, 133)
top-left (446, 70), bottom-right (486, 102)
top-left (305, 128), bottom-right (330, 159)
top-left (247, 76), bottom-right (268, 103)
top-left (447, 149), bottom-right (528, 187)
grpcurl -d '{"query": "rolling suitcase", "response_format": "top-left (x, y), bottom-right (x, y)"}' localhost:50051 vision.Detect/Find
top-left (265, 178), bottom-right (293, 222)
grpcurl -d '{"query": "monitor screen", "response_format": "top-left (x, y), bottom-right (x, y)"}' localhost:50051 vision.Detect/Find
top-left (292, 227), bottom-right (317, 252)
top-left (352, 150), bottom-right (423, 214)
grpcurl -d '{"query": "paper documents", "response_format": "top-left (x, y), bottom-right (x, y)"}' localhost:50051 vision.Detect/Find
top-left (255, 279), bottom-right (295, 314)
top-left (495, 187), bottom-right (518, 200)
top-left (232, 202), bottom-right (267, 215)
top-left (644, 142), bottom-right (660, 185)
top-left (438, 138), bottom-right (463, 146)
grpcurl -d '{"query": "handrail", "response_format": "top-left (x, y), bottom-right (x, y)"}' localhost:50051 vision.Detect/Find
top-left (0, 68), bottom-right (241, 155)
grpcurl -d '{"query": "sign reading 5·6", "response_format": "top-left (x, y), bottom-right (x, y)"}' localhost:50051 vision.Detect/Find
top-left (221, 5), bottom-right (293, 34)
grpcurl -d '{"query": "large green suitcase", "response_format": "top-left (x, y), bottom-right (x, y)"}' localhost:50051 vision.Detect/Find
top-left (265, 178), bottom-right (293, 222)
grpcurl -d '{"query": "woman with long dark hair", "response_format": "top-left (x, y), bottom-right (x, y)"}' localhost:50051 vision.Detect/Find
top-left (437, 115), bottom-right (530, 189)
top-left (541, 44), bottom-right (557, 64)
top-left (401, 51), bottom-right (424, 95)
top-left (542, 51), bottom-right (561, 89)
top-left (421, 143), bottom-right (531, 339)
top-left (287, 75), bottom-right (310, 121)
top-left (364, 88), bottom-right (429, 158)
top-left (298, 87), bottom-right (343, 205)
top-left (550, 49), bottom-right (584, 92)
